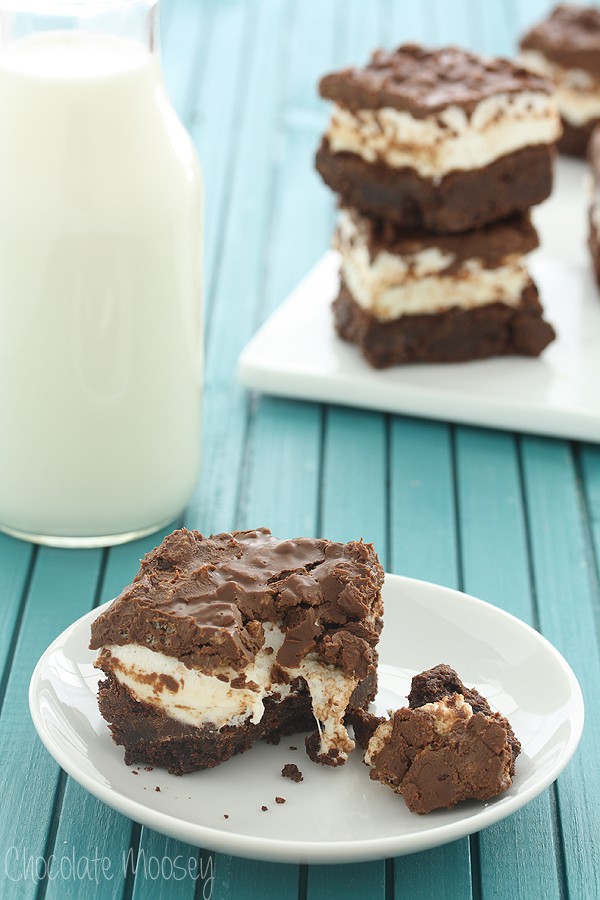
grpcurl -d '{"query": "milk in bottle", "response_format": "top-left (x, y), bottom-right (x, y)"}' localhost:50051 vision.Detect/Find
top-left (0, 1), bottom-right (203, 545)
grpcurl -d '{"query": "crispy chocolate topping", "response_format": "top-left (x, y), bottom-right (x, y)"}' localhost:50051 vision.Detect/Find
top-left (521, 5), bottom-right (600, 76)
top-left (339, 207), bottom-right (539, 272)
top-left (319, 44), bottom-right (552, 118)
top-left (90, 528), bottom-right (384, 676)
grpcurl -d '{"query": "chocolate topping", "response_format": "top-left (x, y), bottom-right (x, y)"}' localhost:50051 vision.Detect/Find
top-left (339, 207), bottom-right (539, 273)
top-left (319, 44), bottom-right (552, 118)
top-left (90, 527), bottom-right (384, 676)
top-left (521, 5), bottom-right (600, 76)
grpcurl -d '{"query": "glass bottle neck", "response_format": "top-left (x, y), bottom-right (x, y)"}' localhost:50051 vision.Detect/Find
top-left (0, 1), bottom-right (159, 56)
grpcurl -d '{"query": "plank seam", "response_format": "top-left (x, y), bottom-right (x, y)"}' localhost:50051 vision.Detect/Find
top-left (385, 856), bottom-right (395, 900)
top-left (468, 831), bottom-right (483, 900)
top-left (550, 782), bottom-right (571, 900)
top-left (121, 822), bottom-right (142, 900)
top-left (450, 425), bottom-right (465, 592)
top-left (233, 392), bottom-right (259, 529)
top-left (572, 442), bottom-right (600, 648)
top-left (316, 404), bottom-right (328, 539)
top-left (298, 863), bottom-right (308, 900)
top-left (34, 770), bottom-right (68, 900)
top-left (0, 545), bottom-right (38, 719)
top-left (515, 434), bottom-right (542, 632)
top-left (247, 0), bottom-right (302, 333)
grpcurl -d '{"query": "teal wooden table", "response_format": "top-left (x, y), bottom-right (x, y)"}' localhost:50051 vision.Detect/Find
top-left (1, 0), bottom-right (599, 897)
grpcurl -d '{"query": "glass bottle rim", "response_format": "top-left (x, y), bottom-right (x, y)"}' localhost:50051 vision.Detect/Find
top-left (1, 0), bottom-right (158, 13)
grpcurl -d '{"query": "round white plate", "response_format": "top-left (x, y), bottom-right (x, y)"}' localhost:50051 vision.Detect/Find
top-left (29, 575), bottom-right (584, 864)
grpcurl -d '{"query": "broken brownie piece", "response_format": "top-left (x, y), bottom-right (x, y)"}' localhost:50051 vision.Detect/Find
top-left (362, 664), bottom-right (520, 814)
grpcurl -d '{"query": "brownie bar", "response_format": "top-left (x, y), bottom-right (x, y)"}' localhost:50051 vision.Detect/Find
top-left (333, 280), bottom-right (556, 368)
top-left (360, 664), bottom-right (520, 815)
top-left (91, 527), bottom-right (384, 772)
top-left (521, 5), bottom-right (600, 76)
top-left (559, 116), bottom-right (600, 157)
top-left (317, 141), bottom-right (555, 233)
top-left (521, 7), bottom-right (600, 157)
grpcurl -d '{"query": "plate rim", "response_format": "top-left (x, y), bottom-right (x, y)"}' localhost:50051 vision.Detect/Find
top-left (28, 574), bottom-right (585, 864)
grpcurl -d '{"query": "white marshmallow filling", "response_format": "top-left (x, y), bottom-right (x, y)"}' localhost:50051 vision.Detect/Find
top-left (326, 90), bottom-right (561, 180)
top-left (96, 622), bottom-right (359, 760)
top-left (521, 50), bottom-right (600, 128)
top-left (335, 209), bottom-right (533, 321)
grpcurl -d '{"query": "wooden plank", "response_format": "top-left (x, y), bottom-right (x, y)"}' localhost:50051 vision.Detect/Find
top-left (185, 0), bottom-right (288, 536)
top-left (521, 436), bottom-right (600, 899)
top-left (389, 418), bottom-right (458, 587)
top-left (389, 418), bottom-right (472, 898)
top-left (307, 860), bottom-right (385, 898)
top-left (0, 535), bottom-right (34, 703)
top-left (455, 426), bottom-right (562, 900)
top-left (470, 0), bottom-right (514, 55)
top-left (188, 0), bottom-right (251, 313)
top-left (212, 858), bottom-right (299, 900)
top-left (0, 549), bottom-right (103, 900)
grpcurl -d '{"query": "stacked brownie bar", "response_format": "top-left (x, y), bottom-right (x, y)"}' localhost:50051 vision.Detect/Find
top-left (316, 45), bottom-right (561, 367)
top-left (521, 5), bottom-right (600, 158)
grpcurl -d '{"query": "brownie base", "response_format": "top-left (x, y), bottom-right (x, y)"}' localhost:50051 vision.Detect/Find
top-left (316, 141), bottom-right (555, 233)
top-left (589, 211), bottom-right (600, 289)
top-left (98, 668), bottom-right (377, 775)
top-left (558, 116), bottom-right (600, 158)
top-left (333, 281), bottom-right (556, 368)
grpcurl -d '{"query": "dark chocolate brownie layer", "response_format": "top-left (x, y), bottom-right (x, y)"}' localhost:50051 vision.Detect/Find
top-left (587, 126), bottom-right (600, 286)
top-left (558, 115), bottom-right (600, 157)
top-left (90, 528), bottom-right (384, 679)
top-left (98, 667), bottom-right (377, 775)
top-left (339, 207), bottom-right (539, 272)
top-left (588, 208), bottom-right (600, 288)
top-left (333, 280), bottom-right (556, 368)
top-left (521, 5), bottom-right (600, 76)
top-left (317, 141), bottom-right (555, 233)
top-left (319, 44), bottom-right (551, 117)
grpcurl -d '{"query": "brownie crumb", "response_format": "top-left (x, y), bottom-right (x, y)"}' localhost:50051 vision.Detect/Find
top-left (144, 766), bottom-right (154, 771)
top-left (289, 746), bottom-right (297, 751)
top-left (155, 786), bottom-right (161, 792)
top-left (261, 805), bottom-right (268, 812)
top-left (223, 814), bottom-right (229, 819)
top-left (131, 770), bottom-right (138, 775)
top-left (281, 763), bottom-right (303, 783)
top-left (275, 796), bottom-right (286, 804)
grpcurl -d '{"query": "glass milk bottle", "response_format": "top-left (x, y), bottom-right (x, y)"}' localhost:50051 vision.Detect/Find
top-left (0, 0), bottom-right (203, 546)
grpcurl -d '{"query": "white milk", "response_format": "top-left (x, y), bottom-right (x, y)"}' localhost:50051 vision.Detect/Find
top-left (0, 31), bottom-right (203, 542)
